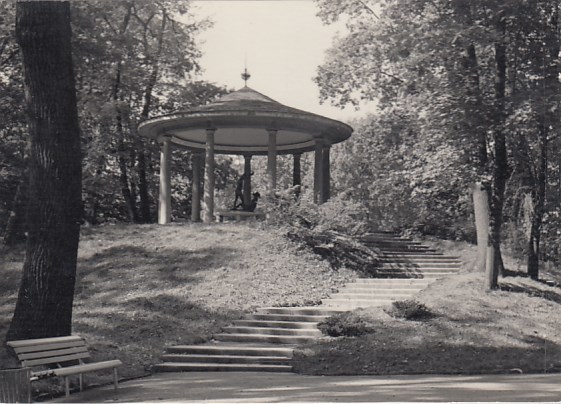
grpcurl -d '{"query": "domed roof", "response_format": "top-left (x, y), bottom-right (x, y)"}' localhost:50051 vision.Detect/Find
top-left (138, 86), bottom-right (352, 155)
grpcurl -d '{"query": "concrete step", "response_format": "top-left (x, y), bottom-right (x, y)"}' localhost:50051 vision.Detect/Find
top-left (380, 254), bottom-right (459, 260)
top-left (326, 293), bottom-right (414, 300)
top-left (233, 320), bottom-right (319, 329)
top-left (221, 326), bottom-right (321, 337)
top-left (378, 262), bottom-right (461, 269)
top-left (213, 333), bottom-right (316, 344)
top-left (377, 248), bottom-right (437, 253)
top-left (340, 287), bottom-right (424, 294)
top-left (256, 307), bottom-right (344, 316)
top-left (155, 362), bottom-right (293, 372)
top-left (166, 345), bottom-right (294, 357)
top-left (352, 278), bottom-right (433, 284)
top-left (248, 313), bottom-right (330, 322)
top-left (373, 272), bottom-right (457, 278)
top-left (322, 299), bottom-right (393, 308)
top-left (161, 354), bottom-right (291, 365)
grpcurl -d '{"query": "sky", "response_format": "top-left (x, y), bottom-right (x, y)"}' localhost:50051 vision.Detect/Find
top-left (190, 0), bottom-right (366, 122)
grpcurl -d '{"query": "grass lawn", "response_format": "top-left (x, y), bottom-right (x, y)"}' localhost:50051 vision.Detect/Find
top-left (293, 239), bottom-right (561, 375)
top-left (2, 223), bottom-right (561, 398)
top-left (0, 222), bottom-right (355, 398)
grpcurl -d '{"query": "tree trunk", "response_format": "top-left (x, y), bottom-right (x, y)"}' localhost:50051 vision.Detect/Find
top-left (3, 173), bottom-right (28, 246)
top-left (7, 1), bottom-right (82, 340)
top-left (487, 23), bottom-right (508, 290)
top-left (136, 8), bottom-right (168, 223)
top-left (528, 6), bottom-right (558, 279)
top-left (463, 44), bottom-right (488, 173)
top-left (527, 125), bottom-right (548, 280)
top-left (137, 143), bottom-right (151, 223)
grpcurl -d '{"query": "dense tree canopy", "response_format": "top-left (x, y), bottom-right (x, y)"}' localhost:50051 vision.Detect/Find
top-left (0, 1), bottom-right (230, 241)
top-left (316, 0), bottom-right (561, 281)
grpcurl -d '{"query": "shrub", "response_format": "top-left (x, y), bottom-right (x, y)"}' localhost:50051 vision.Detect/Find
top-left (384, 299), bottom-right (434, 321)
top-left (262, 188), bottom-right (370, 236)
top-left (318, 311), bottom-right (375, 337)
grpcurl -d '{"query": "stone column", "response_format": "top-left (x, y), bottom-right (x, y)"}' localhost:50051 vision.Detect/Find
top-left (267, 129), bottom-right (278, 194)
top-left (191, 152), bottom-right (203, 222)
top-left (314, 137), bottom-right (324, 204)
top-left (293, 153), bottom-right (301, 187)
top-left (243, 154), bottom-right (252, 206)
top-left (203, 128), bottom-right (215, 223)
top-left (293, 153), bottom-right (302, 198)
top-left (158, 136), bottom-right (172, 224)
top-left (322, 144), bottom-right (331, 202)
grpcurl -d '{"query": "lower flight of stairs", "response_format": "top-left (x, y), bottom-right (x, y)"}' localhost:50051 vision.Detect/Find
top-left (155, 232), bottom-right (461, 372)
top-left (154, 307), bottom-right (341, 372)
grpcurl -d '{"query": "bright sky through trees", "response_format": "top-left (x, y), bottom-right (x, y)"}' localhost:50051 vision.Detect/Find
top-left (191, 0), bottom-right (369, 121)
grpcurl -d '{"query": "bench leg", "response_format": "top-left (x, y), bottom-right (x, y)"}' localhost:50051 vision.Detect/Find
top-left (65, 376), bottom-right (70, 397)
top-left (113, 368), bottom-right (118, 390)
top-left (79, 373), bottom-right (83, 391)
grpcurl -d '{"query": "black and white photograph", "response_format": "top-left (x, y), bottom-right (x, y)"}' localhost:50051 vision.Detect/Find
top-left (1, 0), bottom-right (561, 402)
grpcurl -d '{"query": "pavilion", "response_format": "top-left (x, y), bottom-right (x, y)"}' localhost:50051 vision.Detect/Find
top-left (138, 81), bottom-right (353, 224)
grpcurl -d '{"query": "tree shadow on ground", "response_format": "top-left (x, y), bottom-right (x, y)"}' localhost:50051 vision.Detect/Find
top-left (293, 334), bottom-right (561, 376)
top-left (500, 278), bottom-right (561, 304)
top-left (75, 245), bottom-right (238, 299)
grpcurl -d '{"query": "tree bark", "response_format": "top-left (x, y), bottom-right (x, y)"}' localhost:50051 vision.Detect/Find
top-left (463, 44), bottom-right (487, 173)
top-left (3, 173), bottom-right (28, 246)
top-left (7, 1), bottom-right (82, 340)
top-left (528, 5), bottom-right (558, 279)
top-left (487, 21), bottom-right (508, 290)
top-left (111, 5), bottom-right (138, 223)
top-left (136, 8), bottom-right (168, 223)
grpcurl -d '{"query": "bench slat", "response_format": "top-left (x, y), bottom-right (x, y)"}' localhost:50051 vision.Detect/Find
top-left (9, 340), bottom-right (87, 354)
top-left (7, 336), bottom-right (82, 348)
top-left (50, 360), bottom-right (122, 377)
top-left (18, 346), bottom-right (89, 361)
top-left (22, 352), bottom-right (90, 367)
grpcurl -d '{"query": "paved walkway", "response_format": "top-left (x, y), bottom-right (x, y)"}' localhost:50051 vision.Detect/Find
top-left (51, 372), bottom-right (561, 402)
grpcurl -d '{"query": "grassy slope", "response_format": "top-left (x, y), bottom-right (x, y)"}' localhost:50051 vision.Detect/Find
top-left (2, 224), bottom-right (561, 396)
top-left (293, 239), bottom-right (561, 375)
top-left (0, 223), bottom-right (355, 397)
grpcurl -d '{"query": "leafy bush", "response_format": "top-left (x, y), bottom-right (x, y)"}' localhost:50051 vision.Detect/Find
top-left (262, 187), bottom-right (370, 235)
top-left (384, 299), bottom-right (434, 321)
top-left (318, 311), bottom-right (375, 337)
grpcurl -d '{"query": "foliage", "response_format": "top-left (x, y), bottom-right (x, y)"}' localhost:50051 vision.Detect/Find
top-left (0, 0), bottom-right (232, 236)
top-left (318, 311), bottom-right (375, 337)
top-left (261, 189), bottom-right (380, 273)
top-left (384, 299), bottom-right (435, 321)
top-left (263, 187), bottom-right (369, 235)
top-left (315, 0), bottom-right (561, 279)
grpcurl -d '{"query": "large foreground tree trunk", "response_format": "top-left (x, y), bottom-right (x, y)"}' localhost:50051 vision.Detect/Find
top-left (7, 1), bottom-right (82, 340)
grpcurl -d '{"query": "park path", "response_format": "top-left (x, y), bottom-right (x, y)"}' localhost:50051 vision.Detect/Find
top-left (50, 371), bottom-right (561, 402)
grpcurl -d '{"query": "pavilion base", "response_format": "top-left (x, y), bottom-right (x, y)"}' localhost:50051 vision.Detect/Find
top-left (215, 210), bottom-right (266, 223)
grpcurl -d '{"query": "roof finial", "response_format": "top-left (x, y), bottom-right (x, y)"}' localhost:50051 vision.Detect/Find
top-left (242, 55), bottom-right (251, 86)
top-left (241, 68), bottom-right (251, 86)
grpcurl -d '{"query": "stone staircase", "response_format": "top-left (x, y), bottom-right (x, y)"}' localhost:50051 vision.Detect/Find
top-left (155, 232), bottom-right (461, 372)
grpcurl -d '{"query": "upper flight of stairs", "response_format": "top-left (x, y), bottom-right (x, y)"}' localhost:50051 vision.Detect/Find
top-left (155, 232), bottom-right (462, 372)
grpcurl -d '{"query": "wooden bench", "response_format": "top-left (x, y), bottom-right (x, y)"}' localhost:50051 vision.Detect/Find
top-left (215, 210), bottom-right (266, 223)
top-left (7, 335), bottom-right (122, 397)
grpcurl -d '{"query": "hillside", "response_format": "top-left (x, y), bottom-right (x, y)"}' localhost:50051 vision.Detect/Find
top-left (2, 223), bottom-right (561, 399)
top-left (293, 239), bottom-right (561, 375)
top-left (0, 222), bottom-right (355, 398)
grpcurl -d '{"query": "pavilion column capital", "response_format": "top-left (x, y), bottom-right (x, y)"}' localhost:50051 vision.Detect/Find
top-left (157, 134), bottom-right (172, 144)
